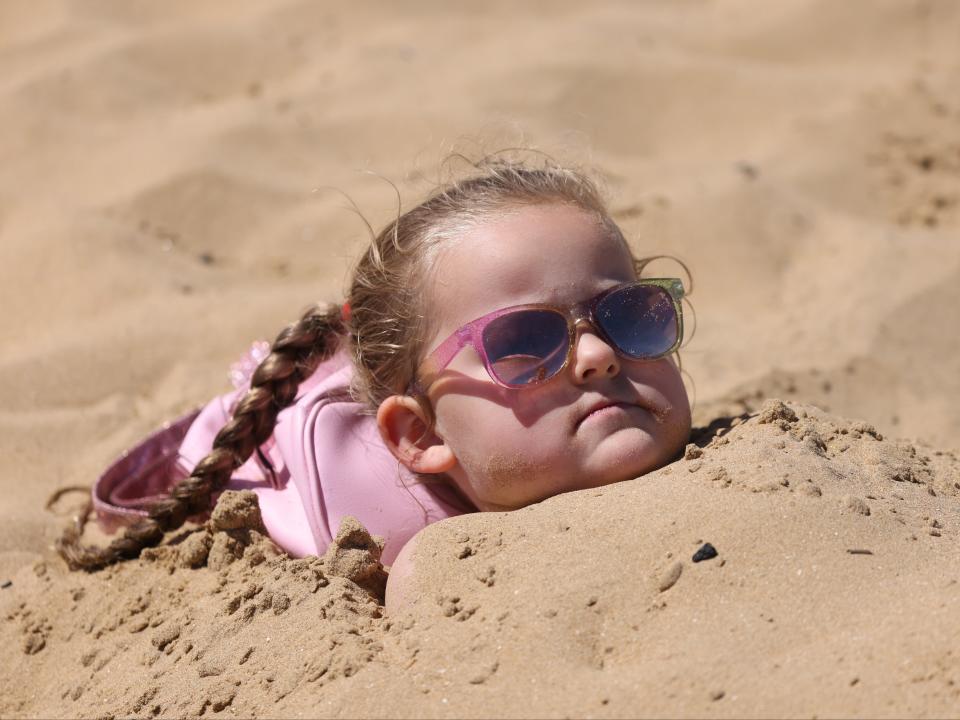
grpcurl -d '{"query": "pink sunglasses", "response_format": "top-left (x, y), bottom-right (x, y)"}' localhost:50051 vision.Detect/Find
top-left (417, 278), bottom-right (685, 391)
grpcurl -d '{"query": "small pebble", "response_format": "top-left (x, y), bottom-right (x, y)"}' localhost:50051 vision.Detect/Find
top-left (1, 580), bottom-right (11, 589)
top-left (692, 543), bottom-right (718, 563)
top-left (657, 562), bottom-right (683, 592)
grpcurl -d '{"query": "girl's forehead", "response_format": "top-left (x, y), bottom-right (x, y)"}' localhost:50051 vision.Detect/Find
top-left (427, 203), bottom-right (634, 329)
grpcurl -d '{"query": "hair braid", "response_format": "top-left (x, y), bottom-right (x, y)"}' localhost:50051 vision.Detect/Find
top-left (56, 304), bottom-right (345, 571)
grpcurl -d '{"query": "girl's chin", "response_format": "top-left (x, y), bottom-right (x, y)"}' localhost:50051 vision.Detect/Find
top-left (460, 428), bottom-right (678, 510)
top-left (582, 430), bottom-right (671, 480)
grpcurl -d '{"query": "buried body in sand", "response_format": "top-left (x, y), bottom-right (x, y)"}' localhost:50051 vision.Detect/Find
top-left (2, 400), bottom-right (959, 718)
top-left (2, 160), bottom-right (959, 717)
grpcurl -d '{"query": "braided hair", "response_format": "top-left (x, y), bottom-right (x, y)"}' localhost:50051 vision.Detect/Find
top-left (57, 306), bottom-right (344, 569)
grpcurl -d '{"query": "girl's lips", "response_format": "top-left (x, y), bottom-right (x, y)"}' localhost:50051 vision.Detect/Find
top-left (574, 394), bottom-right (670, 431)
top-left (575, 400), bottom-right (634, 428)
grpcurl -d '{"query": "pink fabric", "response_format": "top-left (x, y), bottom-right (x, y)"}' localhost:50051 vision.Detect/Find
top-left (94, 349), bottom-right (473, 564)
top-left (91, 412), bottom-right (198, 533)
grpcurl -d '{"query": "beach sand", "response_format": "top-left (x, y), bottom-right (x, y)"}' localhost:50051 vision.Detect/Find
top-left (1, 1), bottom-right (959, 717)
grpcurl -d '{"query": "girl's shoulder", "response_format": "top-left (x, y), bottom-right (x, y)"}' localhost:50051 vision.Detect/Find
top-left (269, 350), bottom-right (471, 564)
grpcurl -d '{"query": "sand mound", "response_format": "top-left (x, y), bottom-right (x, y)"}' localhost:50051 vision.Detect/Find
top-left (3, 402), bottom-right (958, 718)
top-left (1, 491), bottom-right (388, 718)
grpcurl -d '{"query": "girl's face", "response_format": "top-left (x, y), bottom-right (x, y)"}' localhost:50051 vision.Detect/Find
top-left (417, 203), bottom-right (691, 511)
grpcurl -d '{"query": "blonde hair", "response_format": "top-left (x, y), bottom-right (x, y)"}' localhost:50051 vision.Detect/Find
top-left (58, 155), bottom-right (647, 570)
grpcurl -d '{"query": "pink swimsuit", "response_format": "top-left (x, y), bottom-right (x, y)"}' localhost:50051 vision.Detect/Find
top-left (93, 345), bottom-right (473, 564)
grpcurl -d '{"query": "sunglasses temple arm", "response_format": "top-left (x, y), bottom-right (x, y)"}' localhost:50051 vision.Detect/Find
top-left (417, 328), bottom-right (471, 389)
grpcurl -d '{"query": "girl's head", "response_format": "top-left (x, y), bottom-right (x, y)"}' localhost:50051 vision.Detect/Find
top-left (58, 156), bottom-right (691, 570)
top-left (346, 159), bottom-right (691, 511)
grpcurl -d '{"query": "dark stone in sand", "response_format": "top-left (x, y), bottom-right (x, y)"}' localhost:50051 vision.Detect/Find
top-left (692, 543), bottom-right (718, 563)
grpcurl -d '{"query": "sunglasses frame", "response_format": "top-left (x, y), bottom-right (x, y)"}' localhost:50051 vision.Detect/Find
top-left (416, 278), bottom-right (685, 391)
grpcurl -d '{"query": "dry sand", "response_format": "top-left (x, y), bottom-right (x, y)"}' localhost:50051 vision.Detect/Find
top-left (1, 1), bottom-right (959, 717)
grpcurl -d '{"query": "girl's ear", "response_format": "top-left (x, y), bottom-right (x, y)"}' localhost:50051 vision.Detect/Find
top-left (376, 395), bottom-right (457, 475)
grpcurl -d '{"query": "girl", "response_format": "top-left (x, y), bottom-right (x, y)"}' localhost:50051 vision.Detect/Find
top-left (58, 157), bottom-right (692, 582)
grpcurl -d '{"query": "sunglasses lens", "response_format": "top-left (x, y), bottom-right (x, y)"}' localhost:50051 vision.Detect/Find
top-left (482, 309), bottom-right (569, 386)
top-left (596, 284), bottom-right (679, 358)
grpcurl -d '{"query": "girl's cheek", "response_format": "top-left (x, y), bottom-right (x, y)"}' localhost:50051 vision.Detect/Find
top-left (509, 388), bottom-right (570, 428)
top-left (436, 395), bottom-right (565, 470)
top-left (434, 398), bottom-right (513, 466)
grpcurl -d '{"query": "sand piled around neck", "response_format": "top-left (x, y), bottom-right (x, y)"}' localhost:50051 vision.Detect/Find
top-left (2, 400), bottom-right (958, 718)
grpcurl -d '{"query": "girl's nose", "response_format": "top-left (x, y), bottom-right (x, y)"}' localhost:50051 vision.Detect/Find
top-left (571, 325), bottom-right (621, 383)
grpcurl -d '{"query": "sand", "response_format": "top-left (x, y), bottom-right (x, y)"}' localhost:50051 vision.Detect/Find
top-left (4, 402), bottom-right (960, 717)
top-left (1, 0), bottom-right (959, 717)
